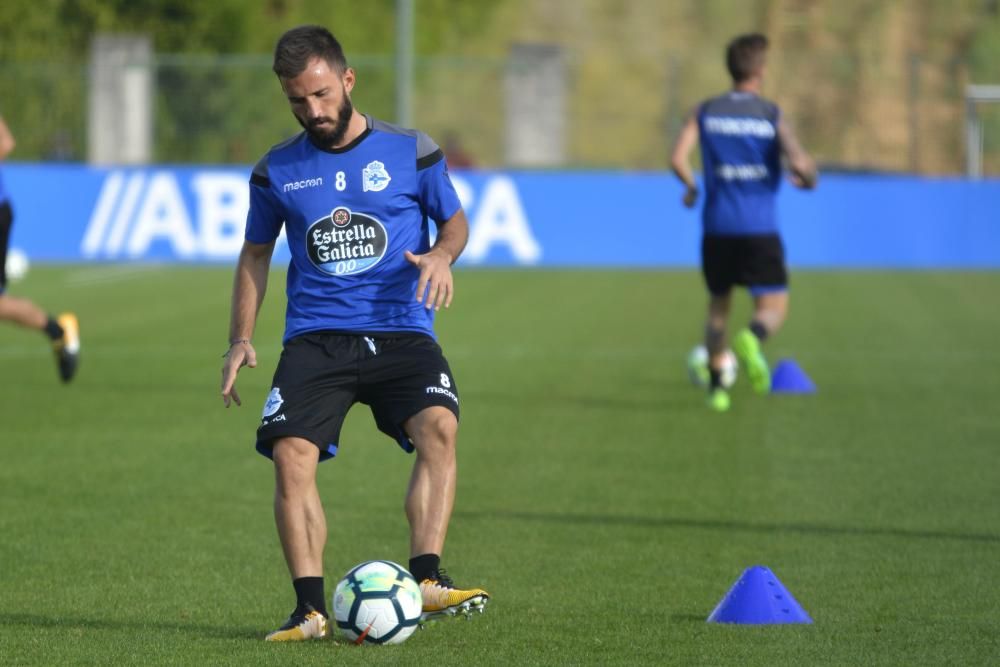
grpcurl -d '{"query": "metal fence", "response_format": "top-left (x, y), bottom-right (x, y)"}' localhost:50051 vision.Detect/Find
top-left (1, 52), bottom-right (997, 175)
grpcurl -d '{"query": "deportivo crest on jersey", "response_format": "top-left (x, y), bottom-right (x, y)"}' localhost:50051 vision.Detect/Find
top-left (263, 387), bottom-right (284, 418)
top-left (362, 160), bottom-right (391, 192)
top-left (307, 206), bottom-right (388, 276)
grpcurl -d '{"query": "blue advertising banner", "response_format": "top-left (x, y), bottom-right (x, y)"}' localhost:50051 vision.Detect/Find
top-left (3, 164), bottom-right (999, 267)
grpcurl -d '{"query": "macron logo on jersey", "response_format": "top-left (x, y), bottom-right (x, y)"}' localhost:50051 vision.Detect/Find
top-left (283, 177), bottom-right (324, 193)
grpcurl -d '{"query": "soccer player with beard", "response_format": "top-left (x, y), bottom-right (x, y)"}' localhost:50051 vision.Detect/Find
top-left (220, 25), bottom-right (488, 641)
top-left (671, 33), bottom-right (817, 411)
top-left (0, 114), bottom-right (79, 382)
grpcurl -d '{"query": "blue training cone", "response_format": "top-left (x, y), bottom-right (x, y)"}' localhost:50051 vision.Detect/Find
top-left (770, 358), bottom-right (816, 394)
top-left (707, 565), bottom-right (813, 624)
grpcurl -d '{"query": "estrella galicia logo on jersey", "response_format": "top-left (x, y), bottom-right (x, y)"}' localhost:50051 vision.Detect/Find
top-left (262, 387), bottom-right (284, 418)
top-left (362, 160), bottom-right (391, 192)
top-left (307, 206), bottom-right (388, 276)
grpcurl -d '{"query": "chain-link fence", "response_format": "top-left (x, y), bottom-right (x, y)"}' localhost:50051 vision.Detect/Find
top-left (1, 51), bottom-right (997, 174)
top-left (971, 98), bottom-right (1000, 176)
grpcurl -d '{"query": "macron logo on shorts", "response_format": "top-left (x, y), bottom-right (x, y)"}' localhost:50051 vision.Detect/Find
top-left (426, 386), bottom-right (458, 404)
top-left (426, 373), bottom-right (457, 404)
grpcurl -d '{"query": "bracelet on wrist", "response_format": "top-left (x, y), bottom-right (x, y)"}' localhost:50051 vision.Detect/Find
top-left (222, 339), bottom-right (250, 358)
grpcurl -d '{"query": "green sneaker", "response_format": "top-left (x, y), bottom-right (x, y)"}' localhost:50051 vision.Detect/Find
top-left (732, 328), bottom-right (770, 394)
top-left (707, 387), bottom-right (731, 412)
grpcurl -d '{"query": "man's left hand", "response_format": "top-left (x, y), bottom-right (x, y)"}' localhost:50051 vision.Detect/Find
top-left (404, 248), bottom-right (454, 311)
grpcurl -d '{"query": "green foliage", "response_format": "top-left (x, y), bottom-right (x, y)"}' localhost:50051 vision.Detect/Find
top-left (968, 8), bottom-right (1000, 172)
top-left (0, 0), bottom-right (500, 162)
top-left (1, 268), bottom-right (1000, 664)
top-left (1, 0), bottom-right (999, 169)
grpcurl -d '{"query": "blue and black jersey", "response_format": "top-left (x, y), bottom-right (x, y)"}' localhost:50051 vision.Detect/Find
top-left (246, 114), bottom-right (462, 342)
top-left (697, 91), bottom-right (783, 236)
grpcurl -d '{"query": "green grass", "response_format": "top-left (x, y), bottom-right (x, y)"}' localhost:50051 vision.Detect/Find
top-left (1, 266), bottom-right (999, 665)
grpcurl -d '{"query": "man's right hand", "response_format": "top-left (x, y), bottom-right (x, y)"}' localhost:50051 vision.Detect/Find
top-left (682, 185), bottom-right (699, 208)
top-left (221, 341), bottom-right (257, 408)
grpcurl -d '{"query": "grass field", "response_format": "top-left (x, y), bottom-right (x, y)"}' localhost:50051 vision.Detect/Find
top-left (1, 266), bottom-right (999, 665)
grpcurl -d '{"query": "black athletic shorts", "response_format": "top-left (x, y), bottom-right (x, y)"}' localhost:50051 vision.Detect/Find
top-left (0, 201), bottom-right (11, 294)
top-left (701, 233), bottom-right (788, 297)
top-left (255, 331), bottom-right (460, 461)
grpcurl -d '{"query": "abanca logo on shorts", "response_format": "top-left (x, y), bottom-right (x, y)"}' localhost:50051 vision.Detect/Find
top-left (306, 206), bottom-right (388, 276)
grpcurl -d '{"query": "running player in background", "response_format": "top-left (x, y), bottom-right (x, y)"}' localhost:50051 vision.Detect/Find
top-left (220, 25), bottom-right (488, 641)
top-left (0, 114), bottom-right (80, 382)
top-left (670, 33), bottom-right (817, 411)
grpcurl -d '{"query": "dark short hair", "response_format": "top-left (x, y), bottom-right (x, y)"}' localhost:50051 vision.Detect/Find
top-left (726, 33), bottom-right (768, 82)
top-left (273, 25), bottom-right (348, 79)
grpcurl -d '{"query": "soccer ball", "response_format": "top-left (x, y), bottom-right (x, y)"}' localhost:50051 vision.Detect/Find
top-left (687, 344), bottom-right (738, 389)
top-left (5, 247), bottom-right (29, 283)
top-left (333, 560), bottom-right (422, 645)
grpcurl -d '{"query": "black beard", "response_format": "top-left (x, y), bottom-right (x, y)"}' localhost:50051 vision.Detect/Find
top-left (300, 95), bottom-right (354, 148)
